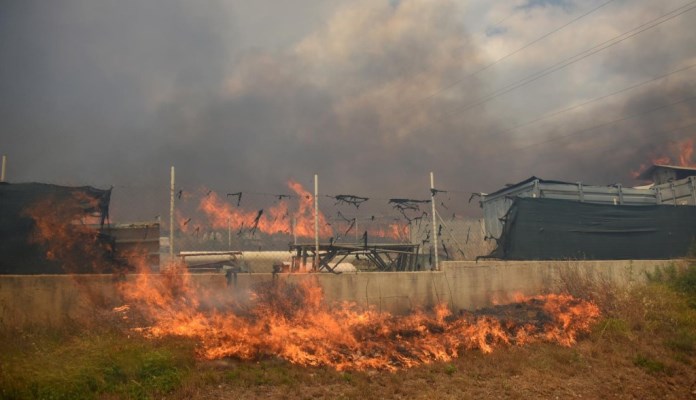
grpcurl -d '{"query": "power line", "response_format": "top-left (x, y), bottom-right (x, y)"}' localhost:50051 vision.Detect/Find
top-left (486, 62), bottom-right (696, 138)
top-left (440, 0), bottom-right (696, 119)
top-left (523, 119), bottom-right (696, 172)
top-left (413, 0), bottom-right (615, 107)
top-left (516, 94), bottom-right (696, 151)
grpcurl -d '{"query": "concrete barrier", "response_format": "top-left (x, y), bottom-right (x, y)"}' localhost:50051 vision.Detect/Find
top-left (0, 259), bottom-right (686, 330)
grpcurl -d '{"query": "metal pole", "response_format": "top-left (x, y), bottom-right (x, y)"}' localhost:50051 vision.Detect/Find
top-left (1, 155), bottom-right (6, 182)
top-left (314, 174), bottom-right (320, 271)
top-left (430, 172), bottom-right (439, 271)
top-left (292, 217), bottom-right (297, 245)
top-left (169, 166), bottom-right (175, 263)
top-left (227, 217), bottom-right (231, 249)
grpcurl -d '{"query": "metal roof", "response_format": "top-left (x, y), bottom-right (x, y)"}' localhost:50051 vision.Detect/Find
top-left (637, 164), bottom-right (696, 180)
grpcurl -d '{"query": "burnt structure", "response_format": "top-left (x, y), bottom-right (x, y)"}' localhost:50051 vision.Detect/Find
top-left (0, 182), bottom-right (159, 274)
top-left (480, 165), bottom-right (696, 260)
top-left (0, 182), bottom-right (112, 273)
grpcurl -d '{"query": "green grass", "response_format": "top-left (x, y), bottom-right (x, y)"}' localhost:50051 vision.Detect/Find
top-left (2, 263), bottom-right (696, 399)
top-left (0, 330), bottom-right (195, 400)
top-left (633, 354), bottom-right (668, 374)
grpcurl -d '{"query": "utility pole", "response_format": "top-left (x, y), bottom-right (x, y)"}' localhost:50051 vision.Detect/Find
top-left (169, 166), bottom-right (175, 264)
top-left (430, 172), bottom-right (439, 271)
top-left (1, 155), bottom-right (6, 182)
top-left (314, 174), bottom-right (320, 271)
top-left (292, 217), bottom-right (297, 245)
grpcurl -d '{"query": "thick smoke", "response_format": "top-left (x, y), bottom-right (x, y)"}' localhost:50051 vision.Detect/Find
top-left (1, 0), bottom-right (695, 221)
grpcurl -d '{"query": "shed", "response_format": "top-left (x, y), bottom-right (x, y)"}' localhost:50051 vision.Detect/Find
top-left (637, 164), bottom-right (696, 185)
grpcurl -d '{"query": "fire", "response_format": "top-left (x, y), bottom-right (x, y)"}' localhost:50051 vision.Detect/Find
top-left (117, 268), bottom-right (601, 372)
top-left (678, 138), bottom-right (695, 167)
top-left (194, 181), bottom-right (332, 239)
top-left (182, 181), bottom-right (408, 242)
top-left (632, 138), bottom-right (696, 178)
top-left (23, 194), bottom-right (113, 273)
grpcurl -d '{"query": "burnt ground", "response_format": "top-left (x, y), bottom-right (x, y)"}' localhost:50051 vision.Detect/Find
top-left (157, 284), bottom-right (696, 399)
top-left (172, 292), bottom-right (696, 400)
top-left (182, 340), bottom-right (696, 400)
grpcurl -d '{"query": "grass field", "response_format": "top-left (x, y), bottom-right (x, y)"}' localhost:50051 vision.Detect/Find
top-left (2, 263), bottom-right (695, 399)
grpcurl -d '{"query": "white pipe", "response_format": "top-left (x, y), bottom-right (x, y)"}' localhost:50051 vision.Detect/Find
top-left (430, 172), bottom-right (439, 271)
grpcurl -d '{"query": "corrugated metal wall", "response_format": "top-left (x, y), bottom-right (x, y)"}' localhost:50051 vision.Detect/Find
top-left (482, 176), bottom-right (696, 241)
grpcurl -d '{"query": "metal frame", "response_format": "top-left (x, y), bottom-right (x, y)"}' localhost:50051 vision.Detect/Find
top-left (289, 243), bottom-right (421, 274)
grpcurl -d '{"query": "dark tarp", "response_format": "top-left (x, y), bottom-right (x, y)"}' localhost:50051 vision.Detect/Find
top-left (488, 197), bottom-right (696, 260)
top-left (0, 182), bottom-right (112, 274)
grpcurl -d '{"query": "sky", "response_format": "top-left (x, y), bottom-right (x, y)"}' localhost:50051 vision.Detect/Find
top-left (1, 0), bottom-right (695, 221)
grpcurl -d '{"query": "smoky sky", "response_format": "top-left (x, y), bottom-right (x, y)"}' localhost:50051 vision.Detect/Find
top-left (1, 0), bottom-right (695, 221)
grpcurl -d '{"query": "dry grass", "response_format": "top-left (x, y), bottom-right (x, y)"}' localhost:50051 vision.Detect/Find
top-left (3, 264), bottom-right (696, 399)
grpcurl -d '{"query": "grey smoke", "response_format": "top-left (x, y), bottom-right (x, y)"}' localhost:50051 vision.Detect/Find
top-left (1, 0), bottom-right (694, 221)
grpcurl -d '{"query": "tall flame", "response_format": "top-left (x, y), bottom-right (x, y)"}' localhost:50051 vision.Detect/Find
top-left (182, 181), bottom-right (407, 242)
top-left (632, 138), bottom-right (696, 178)
top-left (678, 138), bottom-right (695, 167)
top-left (23, 194), bottom-right (114, 273)
top-left (195, 180), bottom-right (332, 239)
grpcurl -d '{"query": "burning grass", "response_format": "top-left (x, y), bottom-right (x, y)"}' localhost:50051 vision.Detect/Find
top-left (115, 270), bottom-right (600, 372)
top-left (3, 265), bottom-right (696, 399)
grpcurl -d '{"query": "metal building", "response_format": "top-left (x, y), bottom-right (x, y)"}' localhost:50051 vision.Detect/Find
top-left (479, 165), bottom-right (696, 260)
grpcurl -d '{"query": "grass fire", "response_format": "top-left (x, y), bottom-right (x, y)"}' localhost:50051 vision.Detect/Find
top-left (116, 268), bottom-right (600, 372)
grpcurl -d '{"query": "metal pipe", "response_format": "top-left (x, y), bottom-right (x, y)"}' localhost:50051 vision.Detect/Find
top-left (1, 155), bottom-right (6, 182)
top-left (430, 172), bottom-right (439, 271)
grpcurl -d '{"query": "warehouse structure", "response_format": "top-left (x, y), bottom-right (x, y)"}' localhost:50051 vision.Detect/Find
top-left (480, 165), bottom-right (696, 260)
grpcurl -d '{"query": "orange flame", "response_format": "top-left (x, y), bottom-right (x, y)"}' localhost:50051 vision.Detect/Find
top-left (194, 181), bottom-right (333, 239)
top-left (632, 138), bottom-right (696, 178)
top-left (678, 138), bottom-right (695, 167)
top-left (184, 181), bottom-right (408, 241)
top-left (23, 194), bottom-right (114, 273)
top-left (117, 269), bottom-right (601, 371)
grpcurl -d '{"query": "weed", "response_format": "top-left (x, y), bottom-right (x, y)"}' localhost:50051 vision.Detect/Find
top-left (665, 329), bottom-right (696, 355)
top-left (444, 364), bottom-right (456, 375)
top-left (341, 372), bottom-right (354, 382)
top-left (592, 317), bottom-right (631, 342)
top-left (0, 330), bottom-right (195, 399)
top-left (633, 354), bottom-right (667, 374)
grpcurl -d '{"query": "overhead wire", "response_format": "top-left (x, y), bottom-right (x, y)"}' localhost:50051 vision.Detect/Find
top-left (438, 0), bottom-right (696, 119)
top-left (522, 119), bottom-right (696, 171)
top-left (412, 0), bottom-right (616, 107)
top-left (487, 62), bottom-right (696, 139)
top-left (514, 94), bottom-right (696, 151)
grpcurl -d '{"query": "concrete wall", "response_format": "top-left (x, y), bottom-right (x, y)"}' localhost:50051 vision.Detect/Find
top-left (0, 260), bottom-right (686, 330)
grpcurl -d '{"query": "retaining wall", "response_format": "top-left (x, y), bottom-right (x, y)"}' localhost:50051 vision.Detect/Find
top-left (0, 260), bottom-right (686, 330)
